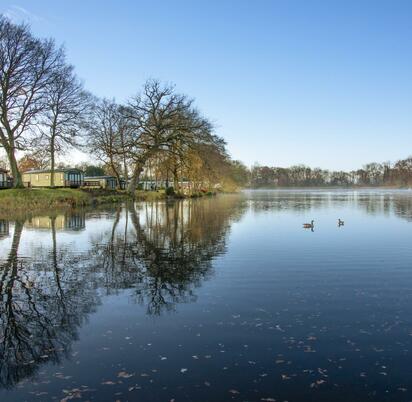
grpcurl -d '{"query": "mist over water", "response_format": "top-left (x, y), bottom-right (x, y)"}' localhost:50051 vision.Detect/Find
top-left (1, 190), bottom-right (412, 401)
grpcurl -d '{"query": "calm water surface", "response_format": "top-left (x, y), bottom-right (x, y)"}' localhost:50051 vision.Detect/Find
top-left (1, 190), bottom-right (412, 401)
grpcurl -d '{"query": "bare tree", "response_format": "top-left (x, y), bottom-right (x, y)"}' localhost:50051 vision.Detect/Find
top-left (86, 99), bottom-right (127, 187)
top-left (40, 64), bottom-right (90, 187)
top-left (0, 16), bottom-right (63, 187)
top-left (122, 80), bottom-right (214, 194)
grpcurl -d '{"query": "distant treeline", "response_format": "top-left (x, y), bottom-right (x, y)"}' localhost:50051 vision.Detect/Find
top-left (250, 157), bottom-right (412, 188)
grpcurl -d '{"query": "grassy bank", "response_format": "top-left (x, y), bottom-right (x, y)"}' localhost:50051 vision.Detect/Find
top-left (135, 190), bottom-right (167, 201)
top-left (0, 188), bottom-right (221, 219)
top-left (0, 188), bottom-right (129, 217)
top-left (134, 189), bottom-right (219, 201)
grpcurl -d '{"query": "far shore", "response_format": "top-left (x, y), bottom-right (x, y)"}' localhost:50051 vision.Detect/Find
top-left (2, 185), bottom-right (409, 220)
top-left (245, 185), bottom-right (412, 190)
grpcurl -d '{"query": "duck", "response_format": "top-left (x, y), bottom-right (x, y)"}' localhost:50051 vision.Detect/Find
top-left (338, 219), bottom-right (344, 226)
top-left (303, 220), bottom-right (314, 229)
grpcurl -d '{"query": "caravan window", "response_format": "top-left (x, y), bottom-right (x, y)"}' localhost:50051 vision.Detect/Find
top-left (68, 172), bottom-right (79, 182)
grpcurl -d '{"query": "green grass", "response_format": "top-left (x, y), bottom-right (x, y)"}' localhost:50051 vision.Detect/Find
top-left (0, 188), bottom-right (129, 218)
top-left (135, 190), bottom-right (166, 201)
top-left (134, 190), bottom-right (218, 201)
top-left (0, 187), bottom-right (220, 219)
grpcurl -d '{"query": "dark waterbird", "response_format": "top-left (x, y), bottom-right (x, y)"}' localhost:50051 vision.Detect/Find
top-left (338, 219), bottom-right (344, 226)
top-left (303, 220), bottom-right (314, 229)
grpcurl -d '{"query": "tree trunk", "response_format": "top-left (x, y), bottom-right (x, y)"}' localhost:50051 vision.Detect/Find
top-left (128, 150), bottom-right (156, 194)
top-left (50, 137), bottom-right (56, 188)
top-left (123, 155), bottom-right (128, 190)
top-left (112, 163), bottom-right (122, 190)
top-left (8, 149), bottom-right (23, 188)
top-left (128, 164), bottom-right (143, 195)
top-left (173, 168), bottom-right (179, 192)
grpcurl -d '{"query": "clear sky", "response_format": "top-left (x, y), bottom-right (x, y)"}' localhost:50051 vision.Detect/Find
top-left (1, 0), bottom-right (411, 170)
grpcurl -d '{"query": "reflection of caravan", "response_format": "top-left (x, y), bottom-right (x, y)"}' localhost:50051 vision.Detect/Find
top-left (65, 213), bottom-right (86, 231)
top-left (25, 213), bottom-right (86, 232)
top-left (0, 220), bottom-right (10, 239)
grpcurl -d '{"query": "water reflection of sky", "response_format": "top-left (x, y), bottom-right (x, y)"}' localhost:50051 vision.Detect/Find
top-left (1, 191), bottom-right (412, 402)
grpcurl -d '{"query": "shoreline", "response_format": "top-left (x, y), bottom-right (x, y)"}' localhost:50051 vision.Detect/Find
top-left (0, 188), bottom-right (220, 219)
top-left (245, 185), bottom-right (412, 190)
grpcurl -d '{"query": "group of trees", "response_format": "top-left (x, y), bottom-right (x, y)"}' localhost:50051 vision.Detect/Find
top-left (0, 16), bottom-right (89, 187)
top-left (250, 158), bottom-right (412, 188)
top-left (0, 16), bottom-right (246, 192)
top-left (4, 15), bottom-right (410, 193)
top-left (86, 83), bottom-right (248, 193)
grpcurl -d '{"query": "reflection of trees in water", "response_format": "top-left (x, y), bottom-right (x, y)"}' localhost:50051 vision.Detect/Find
top-left (0, 220), bottom-right (9, 239)
top-left (0, 196), bottom-right (244, 389)
top-left (0, 192), bottom-right (411, 390)
top-left (91, 195), bottom-right (246, 315)
top-left (392, 196), bottom-right (412, 221)
top-left (0, 220), bottom-right (98, 389)
top-left (248, 190), bottom-right (412, 221)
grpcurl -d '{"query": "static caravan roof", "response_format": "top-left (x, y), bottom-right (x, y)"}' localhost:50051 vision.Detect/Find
top-left (24, 168), bottom-right (83, 174)
top-left (85, 176), bottom-right (117, 180)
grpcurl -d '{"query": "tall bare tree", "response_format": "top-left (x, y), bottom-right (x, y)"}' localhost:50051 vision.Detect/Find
top-left (86, 99), bottom-right (127, 187)
top-left (0, 16), bottom-right (63, 187)
top-left (40, 64), bottom-right (90, 187)
top-left (122, 80), bottom-right (215, 194)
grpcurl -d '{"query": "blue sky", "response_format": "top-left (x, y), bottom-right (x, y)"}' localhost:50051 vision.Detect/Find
top-left (1, 0), bottom-right (411, 170)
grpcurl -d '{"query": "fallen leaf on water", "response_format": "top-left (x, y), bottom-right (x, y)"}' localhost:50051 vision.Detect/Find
top-left (118, 371), bottom-right (134, 379)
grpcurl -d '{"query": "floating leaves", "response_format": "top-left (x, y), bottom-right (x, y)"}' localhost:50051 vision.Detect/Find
top-left (101, 380), bottom-right (116, 385)
top-left (117, 371), bottom-right (135, 379)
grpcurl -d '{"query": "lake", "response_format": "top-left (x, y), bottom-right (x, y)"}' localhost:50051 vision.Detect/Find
top-left (1, 189), bottom-right (412, 401)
